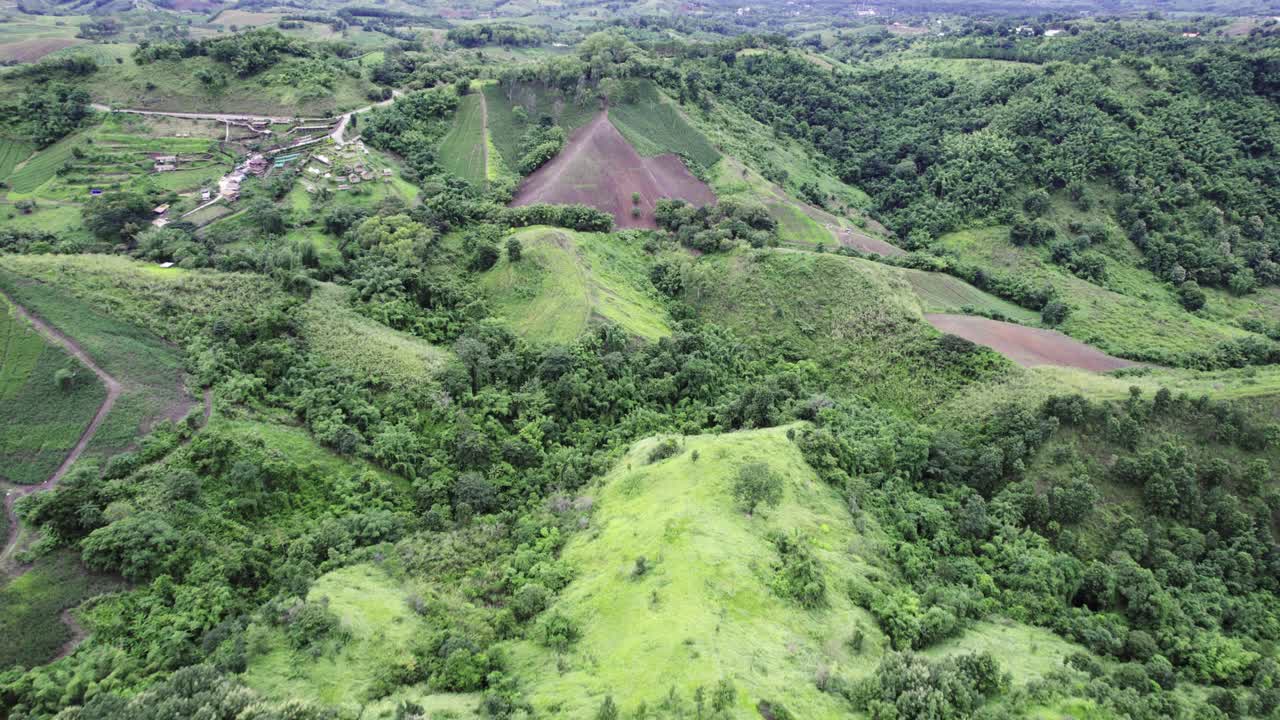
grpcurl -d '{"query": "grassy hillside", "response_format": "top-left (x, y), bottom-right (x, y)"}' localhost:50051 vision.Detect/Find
top-left (243, 563), bottom-right (482, 719)
top-left (936, 225), bottom-right (1269, 364)
top-left (681, 89), bottom-right (872, 214)
top-left (893, 266), bottom-right (1041, 323)
top-left (685, 249), bottom-right (1012, 416)
top-left (483, 82), bottom-right (598, 172)
top-left (0, 255), bottom-right (284, 460)
top-left (0, 549), bottom-right (122, 670)
top-left (507, 426), bottom-right (887, 718)
top-left (0, 266), bottom-right (187, 465)
top-left (479, 227), bottom-right (671, 343)
top-left (439, 92), bottom-right (487, 186)
top-left (508, 426), bottom-right (1096, 718)
top-left (0, 293), bottom-right (106, 485)
top-left (299, 283), bottom-right (448, 396)
top-left (607, 81), bottom-right (720, 169)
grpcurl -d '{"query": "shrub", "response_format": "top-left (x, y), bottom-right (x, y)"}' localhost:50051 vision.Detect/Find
top-left (647, 438), bottom-right (681, 464)
top-left (538, 612), bottom-right (581, 650)
top-left (732, 462), bottom-right (784, 515)
top-left (770, 531), bottom-right (826, 608)
top-left (1041, 300), bottom-right (1070, 326)
top-left (1177, 281), bottom-right (1206, 311)
top-left (512, 583), bottom-right (550, 621)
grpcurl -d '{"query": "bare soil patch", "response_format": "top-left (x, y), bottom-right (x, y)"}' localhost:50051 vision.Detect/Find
top-left (0, 38), bottom-right (81, 63)
top-left (511, 111), bottom-right (715, 229)
top-left (925, 313), bottom-right (1139, 372)
top-left (212, 10), bottom-right (282, 27)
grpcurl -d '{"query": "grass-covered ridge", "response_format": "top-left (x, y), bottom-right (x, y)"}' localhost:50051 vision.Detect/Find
top-left (508, 426), bottom-right (885, 718)
top-left (480, 227), bottom-right (671, 344)
top-left (508, 425), bottom-right (1100, 718)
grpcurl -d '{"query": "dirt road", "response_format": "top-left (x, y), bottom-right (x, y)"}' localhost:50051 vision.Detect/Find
top-left (0, 292), bottom-right (121, 573)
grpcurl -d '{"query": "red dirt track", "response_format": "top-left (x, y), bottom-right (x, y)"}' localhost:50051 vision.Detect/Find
top-left (925, 314), bottom-right (1139, 372)
top-left (511, 111), bottom-right (716, 229)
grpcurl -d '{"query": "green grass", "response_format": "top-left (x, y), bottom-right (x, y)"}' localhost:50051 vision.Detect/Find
top-left (923, 619), bottom-right (1090, 682)
top-left (508, 426), bottom-right (885, 718)
top-left (0, 549), bottom-right (123, 670)
top-left (709, 157), bottom-right (879, 249)
top-left (0, 293), bottom-right (106, 485)
top-left (0, 137), bottom-right (34, 181)
top-left (0, 256), bottom-right (282, 464)
top-left (687, 249), bottom-right (1012, 416)
top-left (682, 92), bottom-right (872, 213)
top-left (482, 82), bottom-right (596, 172)
top-left (892, 266), bottom-right (1042, 323)
top-left (7, 131), bottom-right (82, 194)
top-left (607, 81), bottom-right (720, 168)
top-left (243, 563), bottom-right (480, 719)
top-left (299, 284), bottom-right (448, 396)
top-left (935, 364), bottom-right (1280, 428)
top-left (216, 418), bottom-right (399, 488)
top-left (439, 93), bottom-right (487, 186)
top-left (0, 203), bottom-right (84, 235)
top-left (0, 267), bottom-right (186, 464)
top-left (479, 227), bottom-right (671, 344)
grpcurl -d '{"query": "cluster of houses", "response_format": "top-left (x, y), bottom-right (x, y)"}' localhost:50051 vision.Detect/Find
top-left (298, 141), bottom-right (394, 194)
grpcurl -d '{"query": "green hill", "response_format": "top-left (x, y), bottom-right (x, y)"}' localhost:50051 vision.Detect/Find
top-left (508, 426), bottom-right (1097, 718)
top-left (506, 426), bottom-right (886, 718)
top-left (479, 227), bottom-right (671, 344)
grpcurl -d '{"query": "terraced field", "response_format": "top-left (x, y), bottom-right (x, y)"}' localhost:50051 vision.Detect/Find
top-left (7, 134), bottom-right (80, 195)
top-left (0, 138), bottom-right (35, 181)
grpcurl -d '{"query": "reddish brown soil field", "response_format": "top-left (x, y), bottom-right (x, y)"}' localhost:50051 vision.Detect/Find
top-left (171, 0), bottom-right (223, 10)
top-left (511, 111), bottom-right (716, 229)
top-left (925, 313), bottom-right (1139, 371)
top-left (0, 38), bottom-right (81, 63)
